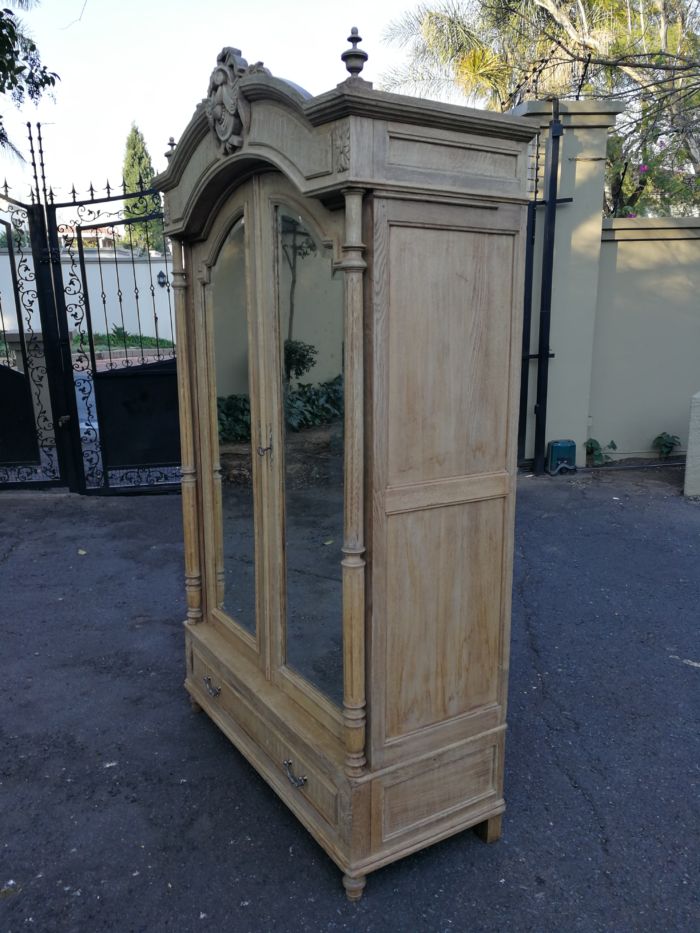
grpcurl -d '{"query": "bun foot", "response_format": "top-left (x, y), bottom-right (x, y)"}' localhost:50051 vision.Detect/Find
top-left (189, 695), bottom-right (203, 713)
top-left (342, 873), bottom-right (366, 901)
top-left (474, 813), bottom-right (502, 844)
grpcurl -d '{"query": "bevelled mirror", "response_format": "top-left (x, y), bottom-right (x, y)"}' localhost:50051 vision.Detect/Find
top-left (208, 214), bottom-right (258, 638)
top-left (274, 200), bottom-right (344, 705)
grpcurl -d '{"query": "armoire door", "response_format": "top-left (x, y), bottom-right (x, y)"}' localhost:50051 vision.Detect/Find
top-left (193, 173), bottom-right (346, 730)
top-left (193, 179), bottom-right (267, 668)
top-left (257, 174), bottom-right (345, 731)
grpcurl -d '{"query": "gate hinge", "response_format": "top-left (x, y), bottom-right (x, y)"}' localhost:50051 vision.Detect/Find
top-left (39, 246), bottom-right (61, 264)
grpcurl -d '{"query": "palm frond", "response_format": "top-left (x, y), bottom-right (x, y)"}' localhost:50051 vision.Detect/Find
top-left (383, 4), bottom-right (438, 47)
top-left (421, 6), bottom-right (484, 63)
top-left (379, 59), bottom-right (468, 99)
top-left (454, 47), bottom-right (512, 106)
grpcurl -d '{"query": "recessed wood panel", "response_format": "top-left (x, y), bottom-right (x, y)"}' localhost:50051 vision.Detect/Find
top-left (388, 132), bottom-right (518, 180)
top-left (385, 499), bottom-right (504, 740)
top-left (248, 104), bottom-right (332, 179)
top-left (387, 226), bottom-right (514, 485)
top-left (380, 742), bottom-right (497, 841)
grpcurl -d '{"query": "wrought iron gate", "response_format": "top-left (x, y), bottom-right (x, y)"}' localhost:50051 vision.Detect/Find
top-left (0, 124), bottom-right (180, 494)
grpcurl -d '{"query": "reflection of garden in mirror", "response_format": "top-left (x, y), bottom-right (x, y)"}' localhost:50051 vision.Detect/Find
top-left (211, 204), bottom-right (345, 706)
top-left (210, 218), bottom-right (257, 636)
top-left (276, 206), bottom-right (344, 705)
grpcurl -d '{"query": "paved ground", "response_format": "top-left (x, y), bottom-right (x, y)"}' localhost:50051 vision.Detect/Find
top-left (1, 466), bottom-right (698, 932)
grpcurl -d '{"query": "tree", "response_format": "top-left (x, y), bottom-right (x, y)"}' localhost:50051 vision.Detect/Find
top-left (384, 1), bottom-right (700, 215)
top-left (0, 1), bottom-right (57, 156)
top-left (0, 223), bottom-right (29, 247)
top-left (122, 122), bottom-right (164, 252)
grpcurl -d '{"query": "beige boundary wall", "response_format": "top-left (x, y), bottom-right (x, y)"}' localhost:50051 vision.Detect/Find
top-left (591, 219), bottom-right (700, 458)
top-left (513, 100), bottom-right (700, 465)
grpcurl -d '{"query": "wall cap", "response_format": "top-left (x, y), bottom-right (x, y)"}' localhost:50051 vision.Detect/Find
top-left (602, 217), bottom-right (700, 241)
top-left (510, 98), bottom-right (625, 130)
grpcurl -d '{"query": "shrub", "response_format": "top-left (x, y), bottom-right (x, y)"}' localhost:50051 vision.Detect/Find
top-left (583, 438), bottom-right (617, 466)
top-left (217, 374), bottom-right (343, 443)
top-left (284, 339), bottom-right (317, 382)
top-left (652, 432), bottom-right (681, 459)
top-left (217, 393), bottom-right (252, 443)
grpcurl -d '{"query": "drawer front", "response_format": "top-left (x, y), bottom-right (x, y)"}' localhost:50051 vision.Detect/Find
top-left (371, 732), bottom-right (504, 849)
top-left (188, 647), bottom-right (339, 829)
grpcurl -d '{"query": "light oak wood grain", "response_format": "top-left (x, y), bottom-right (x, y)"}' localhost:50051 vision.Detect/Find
top-left (384, 500), bottom-right (504, 740)
top-left (163, 76), bottom-right (533, 898)
top-left (172, 242), bottom-right (202, 625)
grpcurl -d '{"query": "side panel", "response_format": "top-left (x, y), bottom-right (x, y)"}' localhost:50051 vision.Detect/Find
top-left (386, 225), bottom-right (514, 484)
top-left (368, 196), bottom-right (525, 769)
top-left (385, 499), bottom-right (504, 740)
top-left (369, 731), bottom-right (505, 857)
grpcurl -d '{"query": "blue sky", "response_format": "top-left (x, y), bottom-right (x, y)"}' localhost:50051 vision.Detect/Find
top-left (1, 0), bottom-right (423, 199)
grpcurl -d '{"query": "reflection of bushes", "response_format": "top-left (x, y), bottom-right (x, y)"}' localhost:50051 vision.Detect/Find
top-left (217, 393), bottom-right (252, 443)
top-left (284, 339), bottom-right (317, 382)
top-left (218, 374), bottom-right (343, 443)
top-left (285, 375), bottom-right (343, 431)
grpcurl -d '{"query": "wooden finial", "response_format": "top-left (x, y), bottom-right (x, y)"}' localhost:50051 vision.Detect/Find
top-left (341, 27), bottom-right (368, 80)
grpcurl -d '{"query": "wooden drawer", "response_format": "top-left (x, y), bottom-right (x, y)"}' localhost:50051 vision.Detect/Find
top-left (371, 732), bottom-right (504, 851)
top-left (187, 646), bottom-right (339, 829)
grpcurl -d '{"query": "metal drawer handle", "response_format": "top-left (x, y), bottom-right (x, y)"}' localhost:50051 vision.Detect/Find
top-left (202, 675), bottom-right (221, 698)
top-left (283, 759), bottom-right (307, 788)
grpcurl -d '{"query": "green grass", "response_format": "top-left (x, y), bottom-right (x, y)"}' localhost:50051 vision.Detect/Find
top-left (71, 331), bottom-right (175, 351)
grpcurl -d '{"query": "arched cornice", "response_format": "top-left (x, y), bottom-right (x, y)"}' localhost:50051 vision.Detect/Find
top-left (156, 45), bottom-right (538, 240)
top-left (157, 73), bottom-right (310, 196)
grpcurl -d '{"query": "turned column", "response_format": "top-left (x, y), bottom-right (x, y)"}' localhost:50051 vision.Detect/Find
top-left (339, 187), bottom-right (367, 778)
top-left (172, 241), bottom-right (202, 624)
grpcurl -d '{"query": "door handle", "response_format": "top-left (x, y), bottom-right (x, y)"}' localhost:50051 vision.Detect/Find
top-left (283, 759), bottom-right (307, 788)
top-left (256, 428), bottom-right (273, 462)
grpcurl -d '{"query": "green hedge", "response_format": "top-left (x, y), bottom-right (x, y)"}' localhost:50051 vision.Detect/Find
top-left (218, 375), bottom-right (343, 443)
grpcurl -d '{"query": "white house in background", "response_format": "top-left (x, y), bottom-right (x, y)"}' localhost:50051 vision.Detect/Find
top-left (0, 247), bottom-right (174, 344)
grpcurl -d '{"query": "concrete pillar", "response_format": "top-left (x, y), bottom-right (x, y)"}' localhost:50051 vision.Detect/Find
top-left (684, 392), bottom-right (700, 497)
top-left (511, 100), bottom-right (624, 466)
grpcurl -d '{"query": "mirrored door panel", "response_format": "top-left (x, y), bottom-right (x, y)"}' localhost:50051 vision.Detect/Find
top-left (274, 202), bottom-right (344, 705)
top-left (207, 216), bottom-right (257, 636)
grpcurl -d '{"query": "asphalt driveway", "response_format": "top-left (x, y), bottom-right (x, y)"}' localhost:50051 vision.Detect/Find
top-left (1, 465), bottom-right (698, 932)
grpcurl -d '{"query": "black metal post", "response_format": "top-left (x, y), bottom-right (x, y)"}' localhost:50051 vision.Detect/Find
top-left (27, 204), bottom-right (84, 492)
top-left (532, 99), bottom-right (562, 475)
top-left (517, 199), bottom-right (536, 465)
top-left (44, 202), bottom-right (87, 492)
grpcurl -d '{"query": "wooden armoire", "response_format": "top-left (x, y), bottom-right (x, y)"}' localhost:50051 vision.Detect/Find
top-left (156, 33), bottom-right (534, 899)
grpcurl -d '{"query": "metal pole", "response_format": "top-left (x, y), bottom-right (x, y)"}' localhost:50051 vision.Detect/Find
top-left (517, 199), bottom-right (536, 465)
top-left (27, 204), bottom-right (83, 492)
top-left (533, 99), bottom-right (562, 475)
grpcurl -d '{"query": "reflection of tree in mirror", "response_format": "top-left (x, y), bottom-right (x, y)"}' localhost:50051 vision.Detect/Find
top-left (280, 214), bottom-right (317, 347)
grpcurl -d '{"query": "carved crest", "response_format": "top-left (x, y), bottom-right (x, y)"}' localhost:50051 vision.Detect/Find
top-left (206, 48), bottom-right (269, 155)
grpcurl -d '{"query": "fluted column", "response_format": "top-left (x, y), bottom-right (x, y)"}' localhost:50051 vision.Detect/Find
top-left (339, 188), bottom-right (367, 777)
